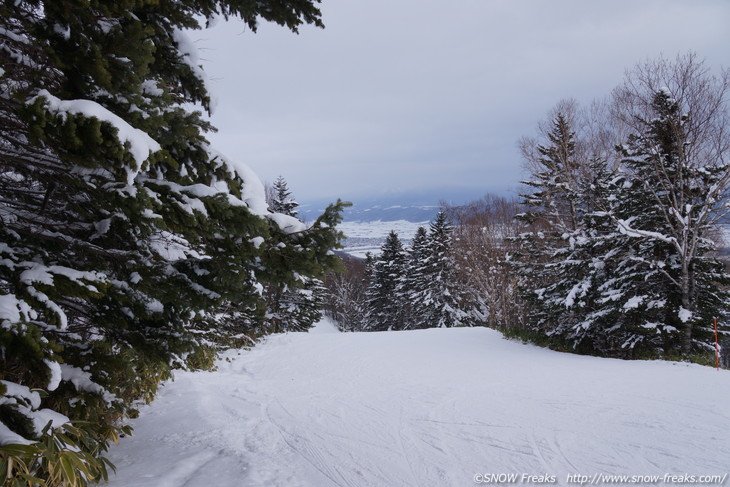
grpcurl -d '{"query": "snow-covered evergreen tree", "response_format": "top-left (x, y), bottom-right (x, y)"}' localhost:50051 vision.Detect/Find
top-left (270, 175), bottom-right (299, 218)
top-left (399, 226), bottom-right (429, 329)
top-left (0, 1), bottom-right (341, 484)
top-left (515, 112), bottom-right (586, 336)
top-left (262, 177), bottom-right (331, 333)
top-left (408, 212), bottom-right (465, 328)
top-left (516, 78), bottom-right (730, 358)
top-left (526, 157), bottom-right (620, 352)
top-left (603, 89), bottom-right (730, 355)
top-left (518, 112), bottom-right (582, 233)
top-left (364, 231), bottom-right (408, 331)
top-left (267, 276), bottom-right (327, 332)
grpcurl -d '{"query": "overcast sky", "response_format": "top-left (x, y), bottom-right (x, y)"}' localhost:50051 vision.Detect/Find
top-left (194, 0), bottom-right (730, 203)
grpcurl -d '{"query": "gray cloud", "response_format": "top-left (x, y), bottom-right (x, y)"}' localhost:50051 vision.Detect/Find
top-left (195, 0), bottom-right (730, 202)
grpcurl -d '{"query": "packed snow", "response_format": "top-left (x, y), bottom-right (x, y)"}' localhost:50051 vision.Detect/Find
top-left (103, 319), bottom-right (729, 487)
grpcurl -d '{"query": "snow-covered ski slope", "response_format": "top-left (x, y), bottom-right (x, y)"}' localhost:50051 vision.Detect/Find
top-left (105, 319), bottom-right (730, 487)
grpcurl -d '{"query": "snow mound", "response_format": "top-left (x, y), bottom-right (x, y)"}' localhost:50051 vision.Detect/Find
top-left (307, 319), bottom-right (341, 334)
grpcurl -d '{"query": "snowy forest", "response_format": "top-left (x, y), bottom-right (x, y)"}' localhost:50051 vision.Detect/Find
top-left (1, 0), bottom-right (730, 485)
top-left (0, 1), bottom-right (344, 485)
top-left (326, 53), bottom-right (730, 363)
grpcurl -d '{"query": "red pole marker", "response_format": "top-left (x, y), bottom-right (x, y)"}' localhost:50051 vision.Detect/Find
top-left (714, 317), bottom-right (719, 371)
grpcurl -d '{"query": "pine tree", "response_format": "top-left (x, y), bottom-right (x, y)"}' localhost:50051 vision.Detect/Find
top-left (399, 226), bottom-right (429, 329)
top-left (364, 231), bottom-right (408, 331)
top-left (262, 176), bottom-right (328, 333)
top-left (408, 212), bottom-right (464, 328)
top-left (518, 112), bottom-right (581, 233)
top-left (0, 1), bottom-right (341, 484)
top-left (514, 112), bottom-right (585, 336)
top-left (270, 175), bottom-right (299, 218)
top-left (527, 157), bottom-right (620, 353)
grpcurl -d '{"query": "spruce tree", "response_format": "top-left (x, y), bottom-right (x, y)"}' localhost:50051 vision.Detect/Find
top-left (270, 175), bottom-right (299, 218)
top-left (527, 157), bottom-right (620, 353)
top-left (518, 112), bottom-right (581, 233)
top-left (0, 1), bottom-right (343, 484)
top-left (512, 55), bottom-right (730, 359)
top-left (262, 177), bottom-right (331, 333)
top-left (519, 89), bottom-right (730, 358)
top-left (605, 89), bottom-right (730, 355)
top-left (515, 113), bottom-right (584, 336)
top-left (364, 231), bottom-right (407, 331)
top-left (408, 212), bottom-right (464, 328)
top-left (399, 226), bottom-right (429, 329)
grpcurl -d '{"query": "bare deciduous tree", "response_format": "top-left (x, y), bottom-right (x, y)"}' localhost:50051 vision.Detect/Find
top-left (446, 195), bottom-right (528, 330)
top-left (324, 254), bottom-right (369, 331)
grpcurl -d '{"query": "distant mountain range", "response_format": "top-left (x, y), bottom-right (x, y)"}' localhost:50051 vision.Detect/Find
top-left (299, 187), bottom-right (497, 223)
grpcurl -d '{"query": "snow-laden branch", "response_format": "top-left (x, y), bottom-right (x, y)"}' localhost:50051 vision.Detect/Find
top-left (28, 90), bottom-right (162, 184)
top-left (207, 148), bottom-right (308, 234)
top-left (172, 29), bottom-right (217, 113)
top-left (616, 217), bottom-right (678, 247)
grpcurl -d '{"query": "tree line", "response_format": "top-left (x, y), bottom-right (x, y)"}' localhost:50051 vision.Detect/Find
top-left (324, 204), bottom-right (521, 333)
top-left (326, 53), bottom-right (730, 363)
top-left (334, 212), bottom-right (465, 332)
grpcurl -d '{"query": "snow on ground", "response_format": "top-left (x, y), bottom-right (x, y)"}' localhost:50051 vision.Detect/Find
top-left (104, 319), bottom-right (730, 487)
top-left (339, 220), bottom-right (428, 258)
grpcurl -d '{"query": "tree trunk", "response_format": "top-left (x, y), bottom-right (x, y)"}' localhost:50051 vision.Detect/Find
top-left (681, 261), bottom-right (693, 355)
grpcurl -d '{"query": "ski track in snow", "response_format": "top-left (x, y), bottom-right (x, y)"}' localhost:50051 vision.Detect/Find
top-left (104, 319), bottom-right (730, 486)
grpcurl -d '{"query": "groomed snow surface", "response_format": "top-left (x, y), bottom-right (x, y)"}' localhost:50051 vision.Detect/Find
top-left (105, 319), bottom-right (730, 487)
